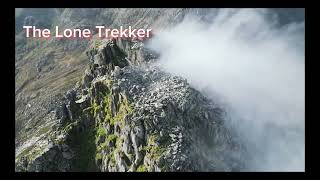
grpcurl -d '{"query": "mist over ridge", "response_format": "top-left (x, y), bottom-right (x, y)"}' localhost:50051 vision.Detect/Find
top-left (147, 8), bottom-right (305, 171)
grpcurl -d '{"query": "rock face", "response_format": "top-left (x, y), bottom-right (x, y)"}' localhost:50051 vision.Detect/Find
top-left (15, 38), bottom-right (245, 172)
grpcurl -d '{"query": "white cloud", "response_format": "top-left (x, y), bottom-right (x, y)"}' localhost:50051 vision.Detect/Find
top-left (147, 8), bottom-right (305, 171)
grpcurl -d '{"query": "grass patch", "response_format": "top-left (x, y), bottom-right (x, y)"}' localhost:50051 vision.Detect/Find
top-left (107, 134), bottom-right (117, 143)
top-left (91, 101), bottom-right (101, 118)
top-left (136, 164), bottom-right (146, 172)
top-left (96, 126), bottom-right (106, 137)
top-left (95, 153), bottom-right (102, 161)
top-left (143, 134), bottom-right (166, 161)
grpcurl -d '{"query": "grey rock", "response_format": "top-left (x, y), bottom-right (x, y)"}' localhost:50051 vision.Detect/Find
top-left (62, 152), bottom-right (73, 160)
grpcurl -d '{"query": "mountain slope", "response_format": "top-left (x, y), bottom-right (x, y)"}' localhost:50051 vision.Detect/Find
top-left (15, 38), bottom-right (245, 171)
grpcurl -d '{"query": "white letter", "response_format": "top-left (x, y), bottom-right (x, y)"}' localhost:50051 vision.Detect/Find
top-left (119, 26), bottom-right (128, 38)
top-left (128, 26), bottom-right (137, 38)
top-left (23, 26), bottom-right (32, 37)
top-left (146, 29), bottom-right (152, 38)
top-left (137, 29), bottom-right (145, 38)
top-left (82, 29), bottom-right (91, 38)
top-left (111, 29), bottom-right (119, 37)
top-left (64, 29), bottom-right (72, 38)
top-left (55, 26), bottom-right (63, 37)
top-left (95, 26), bottom-right (105, 37)
top-left (73, 29), bottom-right (82, 38)
top-left (105, 29), bottom-right (111, 38)
top-left (42, 29), bottom-right (50, 38)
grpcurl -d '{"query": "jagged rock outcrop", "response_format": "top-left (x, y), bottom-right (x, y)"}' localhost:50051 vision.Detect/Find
top-left (15, 38), bottom-right (245, 172)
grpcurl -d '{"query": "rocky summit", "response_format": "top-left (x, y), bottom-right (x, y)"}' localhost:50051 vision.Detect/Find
top-left (15, 38), bottom-right (245, 172)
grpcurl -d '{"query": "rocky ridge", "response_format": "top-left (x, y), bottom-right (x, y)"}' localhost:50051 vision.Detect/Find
top-left (15, 38), bottom-right (245, 172)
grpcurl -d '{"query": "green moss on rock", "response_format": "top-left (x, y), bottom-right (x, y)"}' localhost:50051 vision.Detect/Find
top-left (97, 126), bottom-right (106, 137)
top-left (137, 164), bottom-right (146, 172)
top-left (95, 153), bottom-right (102, 161)
top-left (143, 134), bottom-right (166, 161)
top-left (91, 101), bottom-right (101, 118)
top-left (107, 134), bottom-right (117, 143)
